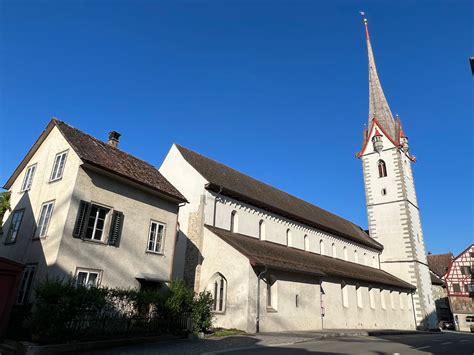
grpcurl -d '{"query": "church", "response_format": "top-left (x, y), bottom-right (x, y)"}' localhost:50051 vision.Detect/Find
top-left (159, 18), bottom-right (437, 332)
top-left (0, 18), bottom-right (438, 333)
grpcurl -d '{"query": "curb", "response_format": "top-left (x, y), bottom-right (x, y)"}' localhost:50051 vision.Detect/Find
top-left (201, 330), bottom-right (436, 355)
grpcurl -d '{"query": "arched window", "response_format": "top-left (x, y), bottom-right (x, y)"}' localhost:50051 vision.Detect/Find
top-left (343, 246), bottom-right (348, 261)
top-left (258, 220), bottom-right (265, 240)
top-left (304, 235), bottom-right (309, 251)
top-left (332, 243), bottom-right (336, 258)
top-left (354, 250), bottom-right (358, 263)
top-left (320, 239), bottom-right (325, 255)
top-left (230, 211), bottom-right (238, 233)
top-left (378, 160), bottom-right (387, 177)
top-left (267, 275), bottom-right (277, 309)
top-left (372, 255), bottom-right (377, 268)
top-left (363, 252), bottom-right (367, 265)
top-left (208, 273), bottom-right (227, 312)
top-left (286, 229), bottom-right (292, 247)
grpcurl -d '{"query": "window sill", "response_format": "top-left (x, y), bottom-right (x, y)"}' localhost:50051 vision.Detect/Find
top-left (266, 307), bottom-right (278, 313)
top-left (212, 310), bottom-right (226, 315)
top-left (81, 239), bottom-right (108, 246)
top-left (3, 240), bottom-right (17, 245)
top-left (146, 250), bottom-right (165, 256)
top-left (49, 177), bottom-right (63, 184)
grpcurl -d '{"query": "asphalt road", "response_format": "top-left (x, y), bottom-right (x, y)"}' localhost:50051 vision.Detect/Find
top-left (225, 332), bottom-right (474, 355)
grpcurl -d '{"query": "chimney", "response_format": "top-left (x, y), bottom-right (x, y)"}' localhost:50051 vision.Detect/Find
top-left (108, 131), bottom-right (121, 148)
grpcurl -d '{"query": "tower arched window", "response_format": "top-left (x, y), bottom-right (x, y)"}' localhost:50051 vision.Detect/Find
top-left (230, 210), bottom-right (238, 233)
top-left (320, 239), bottom-right (325, 255)
top-left (258, 220), bottom-right (265, 240)
top-left (354, 249), bottom-right (358, 263)
top-left (343, 246), bottom-right (348, 260)
top-left (286, 229), bottom-right (292, 247)
top-left (332, 243), bottom-right (336, 258)
top-left (304, 235), bottom-right (309, 251)
top-left (378, 160), bottom-right (387, 178)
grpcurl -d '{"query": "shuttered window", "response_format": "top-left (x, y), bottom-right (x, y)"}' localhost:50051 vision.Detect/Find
top-left (108, 211), bottom-right (124, 247)
top-left (73, 201), bottom-right (91, 238)
top-left (73, 200), bottom-right (123, 247)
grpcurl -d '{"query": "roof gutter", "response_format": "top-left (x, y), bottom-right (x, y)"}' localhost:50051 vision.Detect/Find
top-left (256, 265), bottom-right (267, 333)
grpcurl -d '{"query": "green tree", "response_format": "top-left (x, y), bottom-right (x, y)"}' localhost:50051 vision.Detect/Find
top-left (0, 191), bottom-right (11, 234)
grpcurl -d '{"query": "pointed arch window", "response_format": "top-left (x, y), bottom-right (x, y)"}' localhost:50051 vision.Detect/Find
top-left (378, 160), bottom-right (387, 178)
top-left (258, 220), bottom-right (265, 240)
top-left (209, 273), bottom-right (227, 313)
top-left (230, 210), bottom-right (238, 233)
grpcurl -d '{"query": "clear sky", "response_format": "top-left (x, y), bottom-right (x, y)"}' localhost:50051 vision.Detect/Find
top-left (0, 1), bottom-right (472, 255)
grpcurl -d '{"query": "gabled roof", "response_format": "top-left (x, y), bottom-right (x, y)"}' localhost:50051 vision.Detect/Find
top-left (427, 252), bottom-right (453, 278)
top-left (4, 119), bottom-right (186, 203)
top-left (176, 144), bottom-right (382, 251)
top-left (206, 225), bottom-right (415, 291)
top-left (430, 271), bottom-right (444, 286)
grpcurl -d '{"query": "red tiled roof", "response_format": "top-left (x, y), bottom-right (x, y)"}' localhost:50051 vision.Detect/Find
top-left (427, 253), bottom-right (453, 278)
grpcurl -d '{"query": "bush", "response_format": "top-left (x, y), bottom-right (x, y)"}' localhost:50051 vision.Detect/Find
top-left (20, 278), bottom-right (214, 343)
top-left (166, 279), bottom-right (194, 315)
top-left (192, 291), bottom-right (214, 333)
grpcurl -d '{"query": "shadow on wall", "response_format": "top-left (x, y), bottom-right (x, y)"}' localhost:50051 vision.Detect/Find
top-left (419, 309), bottom-right (441, 331)
top-left (181, 229), bottom-right (204, 289)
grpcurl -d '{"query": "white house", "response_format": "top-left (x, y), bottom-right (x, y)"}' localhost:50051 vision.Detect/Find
top-left (1, 119), bottom-right (186, 304)
top-left (160, 144), bottom-right (417, 332)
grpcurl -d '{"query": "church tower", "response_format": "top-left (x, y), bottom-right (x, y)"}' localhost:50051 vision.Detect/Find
top-left (357, 17), bottom-right (437, 329)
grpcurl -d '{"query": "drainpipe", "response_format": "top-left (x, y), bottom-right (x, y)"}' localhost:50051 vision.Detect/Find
top-left (410, 292), bottom-right (417, 329)
top-left (213, 185), bottom-right (224, 227)
top-left (256, 266), bottom-right (267, 333)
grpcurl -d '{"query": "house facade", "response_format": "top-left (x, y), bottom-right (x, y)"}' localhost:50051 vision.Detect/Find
top-left (444, 245), bottom-right (474, 331)
top-left (0, 119), bottom-right (186, 304)
top-left (160, 144), bottom-right (417, 332)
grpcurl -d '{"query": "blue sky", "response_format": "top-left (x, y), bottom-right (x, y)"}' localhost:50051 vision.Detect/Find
top-left (0, 1), bottom-right (472, 255)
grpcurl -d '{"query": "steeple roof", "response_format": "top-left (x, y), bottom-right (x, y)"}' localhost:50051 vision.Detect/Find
top-left (364, 17), bottom-right (397, 139)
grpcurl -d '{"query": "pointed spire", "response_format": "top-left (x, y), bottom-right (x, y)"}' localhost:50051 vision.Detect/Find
top-left (362, 14), bottom-right (397, 139)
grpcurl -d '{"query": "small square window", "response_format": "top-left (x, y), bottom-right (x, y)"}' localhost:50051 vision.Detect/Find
top-left (147, 221), bottom-right (165, 253)
top-left (50, 151), bottom-right (68, 182)
top-left (452, 283), bottom-right (461, 292)
top-left (21, 164), bottom-right (37, 192)
top-left (381, 188), bottom-right (387, 196)
top-left (75, 268), bottom-right (101, 288)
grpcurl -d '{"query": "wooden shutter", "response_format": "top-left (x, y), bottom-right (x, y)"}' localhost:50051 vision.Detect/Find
top-left (108, 211), bottom-right (124, 247)
top-left (73, 201), bottom-right (90, 238)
